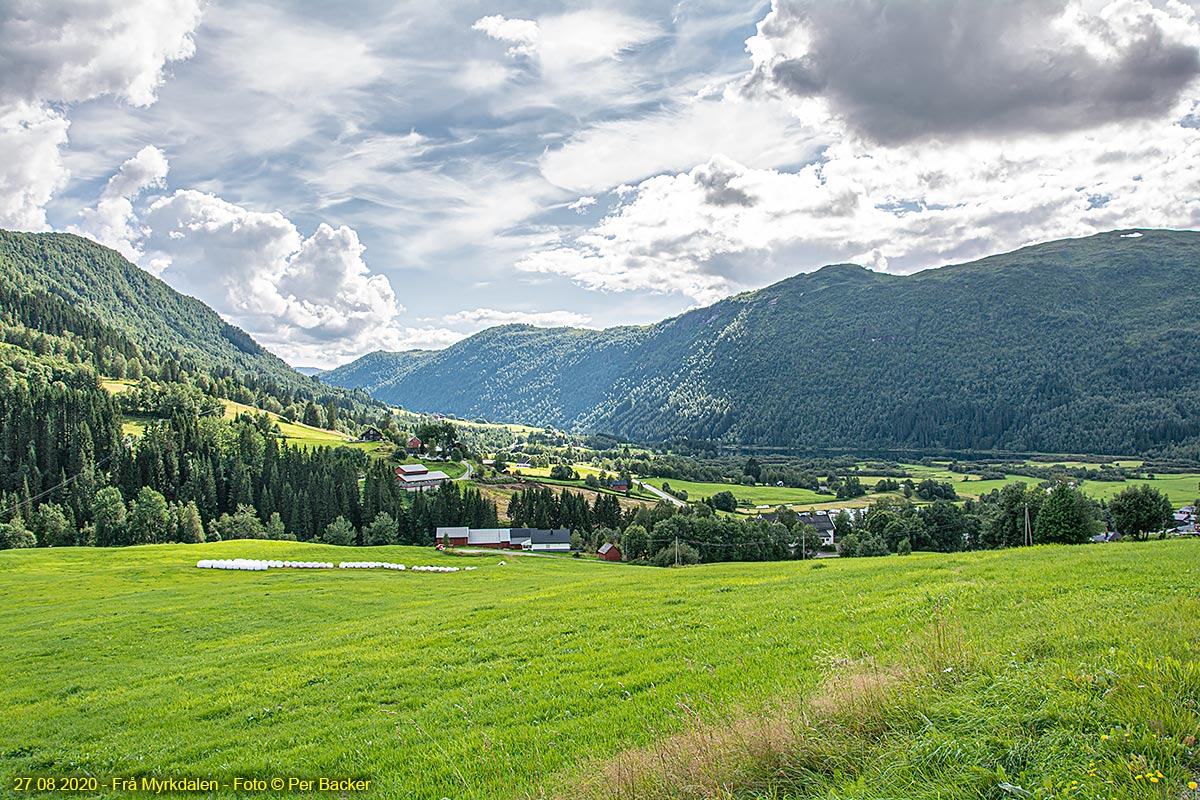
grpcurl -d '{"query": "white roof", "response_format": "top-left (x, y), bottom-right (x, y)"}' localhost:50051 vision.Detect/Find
top-left (399, 470), bottom-right (450, 483)
top-left (398, 464), bottom-right (429, 475)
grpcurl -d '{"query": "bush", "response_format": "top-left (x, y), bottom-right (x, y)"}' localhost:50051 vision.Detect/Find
top-left (710, 491), bottom-right (737, 512)
top-left (549, 464), bottom-right (578, 481)
top-left (215, 505), bottom-right (267, 540)
top-left (0, 519), bottom-right (36, 550)
top-left (363, 512), bottom-right (398, 546)
top-left (322, 516), bottom-right (356, 546)
top-left (651, 541), bottom-right (701, 567)
top-left (897, 538), bottom-right (912, 556)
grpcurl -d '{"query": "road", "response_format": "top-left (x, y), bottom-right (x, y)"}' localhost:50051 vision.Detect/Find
top-left (453, 460), bottom-right (473, 481)
top-left (633, 479), bottom-right (688, 507)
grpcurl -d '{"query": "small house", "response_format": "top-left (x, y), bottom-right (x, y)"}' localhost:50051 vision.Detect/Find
top-left (598, 542), bottom-right (621, 561)
top-left (406, 435), bottom-right (422, 453)
top-left (527, 529), bottom-right (571, 552)
top-left (797, 512), bottom-right (837, 546)
top-left (609, 478), bottom-right (629, 492)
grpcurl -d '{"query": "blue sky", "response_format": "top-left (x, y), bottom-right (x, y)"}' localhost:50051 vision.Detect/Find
top-left (4, 0), bottom-right (1200, 367)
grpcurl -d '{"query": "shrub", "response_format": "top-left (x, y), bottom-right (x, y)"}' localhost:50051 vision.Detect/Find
top-left (651, 542), bottom-right (701, 567)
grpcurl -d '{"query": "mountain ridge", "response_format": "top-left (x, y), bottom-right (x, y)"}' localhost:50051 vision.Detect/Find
top-left (323, 229), bottom-right (1200, 455)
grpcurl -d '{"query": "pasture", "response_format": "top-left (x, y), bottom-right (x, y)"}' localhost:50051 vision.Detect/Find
top-left (641, 476), bottom-right (829, 507)
top-left (3, 540), bottom-right (1199, 799)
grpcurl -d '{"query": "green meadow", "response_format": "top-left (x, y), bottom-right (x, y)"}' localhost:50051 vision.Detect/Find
top-left (3, 540), bottom-right (1200, 799)
top-left (641, 477), bottom-right (829, 507)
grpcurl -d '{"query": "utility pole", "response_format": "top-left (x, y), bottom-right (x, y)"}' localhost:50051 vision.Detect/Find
top-left (675, 535), bottom-right (679, 567)
top-left (1024, 503), bottom-right (1033, 547)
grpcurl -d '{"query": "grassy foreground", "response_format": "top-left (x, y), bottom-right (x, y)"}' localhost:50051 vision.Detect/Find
top-left (2, 541), bottom-right (1199, 800)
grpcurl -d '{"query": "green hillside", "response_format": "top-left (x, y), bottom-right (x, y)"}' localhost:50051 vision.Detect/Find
top-left (0, 230), bottom-right (382, 416)
top-left (324, 229), bottom-right (1200, 456)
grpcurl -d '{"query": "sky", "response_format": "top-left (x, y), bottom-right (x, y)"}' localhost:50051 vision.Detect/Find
top-left (4, 0), bottom-right (1200, 368)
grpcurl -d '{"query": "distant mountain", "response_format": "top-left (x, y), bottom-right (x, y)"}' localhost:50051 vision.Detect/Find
top-left (0, 230), bottom-right (380, 412)
top-left (294, 367), bottom-right (325, 377)
top-left (323, 230), bottom-right (1200, 456)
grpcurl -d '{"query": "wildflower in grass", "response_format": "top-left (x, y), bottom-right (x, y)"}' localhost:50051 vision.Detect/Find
top-left (1188, 780), bottom-right (1198, 789)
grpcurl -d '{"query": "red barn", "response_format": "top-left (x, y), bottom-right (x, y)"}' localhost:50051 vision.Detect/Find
top-left (598, 543), bottom-right (622, 562)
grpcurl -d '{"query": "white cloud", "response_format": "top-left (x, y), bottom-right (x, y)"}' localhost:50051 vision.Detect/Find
top-left (0, 0), bottom-right (203, 108)
top-left (0, 102), bottom-right (70, 230)
top-left (567, 196), bottom-right (597, 212)
top-left (208, 6), bottom-right (384, 102)
top-left (536, 10), bottom-right (660, 72)
top-left (70, 145), bottom-right (169, 258)
top-left (393, 327), bottom-right (470, 350)
top-left (472, 15), bottom-right (539, 58)
top-left (539, 95), bottom-right (820, 193)
top-left (141, 190), bottom-right (406, 367)
top-left (0, 0), bottom-right (202, 230)
top-left (442, 308), bottom-right (594, 329)
top-left (518, 117), bottom-right (1200, 302)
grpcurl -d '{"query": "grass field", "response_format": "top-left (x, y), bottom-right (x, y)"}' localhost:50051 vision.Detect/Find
top-left (3, 541), bottom-right (1199, 799)
top-left (641, 477), bottom-right (829, 507)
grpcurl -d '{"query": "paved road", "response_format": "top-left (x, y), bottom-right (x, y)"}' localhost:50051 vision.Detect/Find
top-left (634, 479), bottom-right (688, 507)
top-left (453, 460), bottom-right (473, 481)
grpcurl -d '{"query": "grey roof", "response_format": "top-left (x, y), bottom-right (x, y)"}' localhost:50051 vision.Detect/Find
top-left (508, 528), bottom-right (535, 542)
top-left (530, 528), bottom-right (571, 544)
top-left (598, 542), bottom-right (616, 554)
top-left (798, 513), bottom-right (835, 532)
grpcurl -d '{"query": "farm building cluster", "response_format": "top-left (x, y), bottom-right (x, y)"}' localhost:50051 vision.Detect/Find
top-left (437, 527), bottom-right (571, 552)
top-left (395, 463), bottom-right (451, 491)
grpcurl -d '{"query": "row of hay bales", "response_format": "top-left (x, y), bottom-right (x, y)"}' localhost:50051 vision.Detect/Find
top-left (195, 558), bottom-right (471, 573)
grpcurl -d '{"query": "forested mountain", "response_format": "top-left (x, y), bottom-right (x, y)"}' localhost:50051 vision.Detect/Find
top-left (324, 229), bottom-right (1200, 456)
top-left (0, 230), bottom-right (382, 417)
top-left (0, 230), bottom-right (497, 549)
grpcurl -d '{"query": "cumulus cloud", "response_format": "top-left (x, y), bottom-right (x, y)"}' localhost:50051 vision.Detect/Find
top-left (567, 196), bottom-right (597, 212)
top-left (472, 14), bottom-right (540, 58)
top-left (745, 0), bottom-right (1200, 142)
top-left (0, 102), bottom-right (70, 229)
top-left (0, 0), bottom-right (203, 108)
top-left (70, 145), bottom-right (169, 258)
top-left (141, 190), bottom-right (405, 366)
top-left (0, 0), bottom-right (202, 229)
